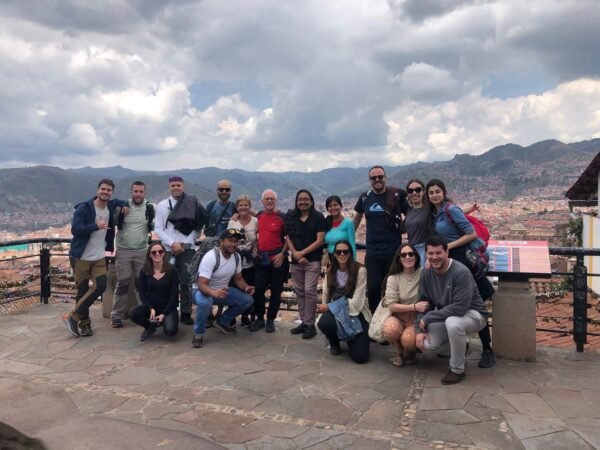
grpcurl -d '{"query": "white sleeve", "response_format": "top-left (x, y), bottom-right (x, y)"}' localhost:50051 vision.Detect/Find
top-left (198, 250), bottom-right (217, 280)
top-left (154, 201), bottom-right (172, 247)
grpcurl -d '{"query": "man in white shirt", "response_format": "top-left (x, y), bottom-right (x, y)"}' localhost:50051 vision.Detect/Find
top-left (154, 176), bottom-right (206, 325)
top-left (191, 228), bottom-right (255, 348)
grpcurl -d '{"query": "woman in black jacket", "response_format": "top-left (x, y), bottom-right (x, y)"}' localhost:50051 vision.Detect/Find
top-left (129, 242), bottom-right (180, 341)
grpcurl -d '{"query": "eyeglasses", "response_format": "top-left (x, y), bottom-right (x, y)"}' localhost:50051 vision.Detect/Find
top-left (400, 252), bottom-right (415, 258)
top-left (218, 188), bottom-right (231, 192)
top-left (407, 187), bottom-right (423, 194)
top-left (151, 250), bottom-right (165, 256)
top-left (369, 175), bottom-right (385, 181)
top-left (335, 249), bottom-right (351, 256)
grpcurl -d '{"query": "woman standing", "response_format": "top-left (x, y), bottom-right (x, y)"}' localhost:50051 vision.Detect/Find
top-left (227, 194), bottom-right (258, 326)
top-left (324, 196), bottom-right (356, 258)
top-left (317, 240), bottom-right (371, 363)
top-left (129, 242), bottom-right (179, 341)
top-left (403, 179), bottom-right (431, 266)
top-left (426, 179), bottom-right (495, 368)
top-left (381, 244), bottom-right (429, 366)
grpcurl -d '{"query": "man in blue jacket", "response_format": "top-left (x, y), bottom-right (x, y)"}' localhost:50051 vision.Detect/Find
top-left (63, 179), bottom-right (128, 337)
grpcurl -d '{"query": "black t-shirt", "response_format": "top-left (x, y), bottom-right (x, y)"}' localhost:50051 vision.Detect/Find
top-left (404, 207), bottom-right (430, 245)
top-left (286, 210), bottom-right (327, 262)
top-left (354, 190), bottom-right (405, 255)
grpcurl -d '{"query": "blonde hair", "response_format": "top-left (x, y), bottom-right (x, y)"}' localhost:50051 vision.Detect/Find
top-left (236, 194), bottom-right (251, 206)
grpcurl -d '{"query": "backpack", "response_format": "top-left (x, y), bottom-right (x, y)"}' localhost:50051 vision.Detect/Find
top-left (443, 203), bottom-right (490, 248)
top-left (185, 239), bottom-right (241, 282)
top-left (204, 200), bottom-right (235, 237)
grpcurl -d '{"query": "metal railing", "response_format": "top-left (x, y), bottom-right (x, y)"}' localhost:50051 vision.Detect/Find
top-left (2, 238), bottom-right (600, 352)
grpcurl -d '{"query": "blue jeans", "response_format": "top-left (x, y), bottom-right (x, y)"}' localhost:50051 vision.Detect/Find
top-left (193, 287), bottom-right (253, 335)
top-left (414, 243), bottom-right (426, 268)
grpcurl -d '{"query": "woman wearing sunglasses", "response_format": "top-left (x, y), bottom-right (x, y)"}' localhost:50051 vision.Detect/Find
top-left (403, 179), bottom-right (431, 267)
top-left (129, 242), bottom-right (180, 341)
top-left (316, 240), bottom-right (371, 363)
top-left (380, 244), bottom-right (428, 367)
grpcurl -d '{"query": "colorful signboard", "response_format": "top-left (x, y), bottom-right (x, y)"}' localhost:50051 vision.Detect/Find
top-left (488, 240), bottom-right (551, 274)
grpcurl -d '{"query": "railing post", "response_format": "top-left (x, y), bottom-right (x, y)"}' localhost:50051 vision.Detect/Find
top-left (40, 243), bottom-right (51, 304)
top-left (572, 251), bottom-right (588, 352)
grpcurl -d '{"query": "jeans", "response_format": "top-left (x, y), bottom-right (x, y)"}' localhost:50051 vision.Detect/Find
top-left (167, 249), bottom-right (195, 315)
top-left (422, 309), bottom-right (487, 374)
top-left (364, 252), bottom-right (395, 313)
top-left (414, 243), bottom-right (426, 268)
top-left (254, 259), bottom-right (289, 320)
top-left (71, 258), bottom-right (107, 325)
top-left (111, 247), bottom-right (145, 320)
top-left (318, 312), bottom-right (370, 364)
top-left (129, 304), bottom-right (179, 336)
top-left (290, 261), bottom-right (321, 325)
top-left (193, 287), bottom-right (253, 335)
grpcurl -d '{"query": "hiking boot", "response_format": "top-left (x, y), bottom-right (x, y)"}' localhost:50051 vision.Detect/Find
top-left (265, 319), bottom-right (276, 333)
top-left (478, 349), bottom-right (496, 368)
top-left (302, 325), bottom-right (317, 340)
top-left (180, 313), bottom-right (194, 325)
top-left (214, 319), bottom-right (237, 335)
top-left (441, 369), bottom-right (465, 385)
top-left (249, 319), bottom-right (265, 332)
top-left (62, 313), bottom-right (80, 337)
top-left (290, 323), bottom-right (307, 335)
top-left (80, 323), bottom-right (93, 337)
top-left (140, 325), bottom-right (156, 342)
top-left (111, 318), bottom-right (123, 328)
top-left (191, 334), bottom-right (205, 348)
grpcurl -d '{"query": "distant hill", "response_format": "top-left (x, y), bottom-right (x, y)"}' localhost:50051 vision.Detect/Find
top-left (0, 138), bottom-right (598, 230)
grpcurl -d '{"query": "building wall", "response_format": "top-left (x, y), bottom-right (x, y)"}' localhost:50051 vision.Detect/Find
top-left (583, 214), bottom-right (600, 293)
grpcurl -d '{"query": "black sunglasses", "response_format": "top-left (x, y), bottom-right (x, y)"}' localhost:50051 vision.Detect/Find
top-left (151, 250), bottom-right (165, 256)
top-left (399, 252), bottom-right (415, 258)
top-left (407, 187), bottom-right (423, 194)
top-left (218, 188), bottom-right (231, 192)
top-left (369, 175), bottom-right (385, 181)
top-left (335, 249), bottom-right (351, 256)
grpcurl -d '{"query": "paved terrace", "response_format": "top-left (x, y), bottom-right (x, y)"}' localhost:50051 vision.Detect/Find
top-left (1, 303), bottom-right (600, 450)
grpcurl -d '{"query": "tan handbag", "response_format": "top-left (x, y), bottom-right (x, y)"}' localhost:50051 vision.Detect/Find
top-left (368, 296), bottom-right (392, 342)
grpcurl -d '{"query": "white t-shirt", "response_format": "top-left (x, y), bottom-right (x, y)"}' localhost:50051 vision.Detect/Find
top-left (197, 248), bottom-right (242, 290)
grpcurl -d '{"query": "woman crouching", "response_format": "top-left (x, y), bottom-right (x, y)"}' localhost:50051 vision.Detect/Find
top-left (317, 240), bottom-right (371, 363)
top-left (129, 242), bottom-right (180, 341)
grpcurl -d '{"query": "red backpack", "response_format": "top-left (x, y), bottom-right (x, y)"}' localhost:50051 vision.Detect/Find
top-left (444, 203), bottom-right (490, 248)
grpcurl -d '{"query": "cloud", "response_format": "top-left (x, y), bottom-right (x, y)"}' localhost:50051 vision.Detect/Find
top-left (0, 0), bottom-right (599, 171)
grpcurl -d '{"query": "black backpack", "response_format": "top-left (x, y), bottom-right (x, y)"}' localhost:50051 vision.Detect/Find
top-left (186, 239), bottom-right (240, 282)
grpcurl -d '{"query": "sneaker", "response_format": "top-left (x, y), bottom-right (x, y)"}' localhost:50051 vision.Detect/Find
top-left (478, 349), bottom-right (496, 368)
top-left (191, 334), bottom-right (205, 348)
top-left (249, 319), bottom-right (265, 332)
top-left (290, 323), bottom-right (307, 335)
top-left (111, 318), bottom-right (123, 328)
top-left (214, 319), bottom-right (237, 335)
top-left (265, 319), bottom-right (276, 333)
top-left (441, 369), bottom-right (465, 385)
top-left (80, 323), bottom-right (93, 337)
top-left (62, 313), bottom-right (80, 337)
top-left (140, 325), bottom-right (156, 342)
top-left (180, 313), bottom-right (194, 325)
top-left (302, 325), bottom-right (317, 340)
top-left (330, 343), bottom-right (342, 356)
top-left (241, 315), bottom-right (251, 328)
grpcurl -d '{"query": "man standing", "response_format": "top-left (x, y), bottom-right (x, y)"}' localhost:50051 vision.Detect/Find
top-left (155, 176), bottom-right (206, 325)
top-left (110, 181), bottom-right (154, 328)
top-left (249, 189), bottom-right (289, 333)
top-left (353, 166), bottom-right (408, 312)
top-left (415, 237), bottom-right (488, 385)
top-left (285, 189), bottom-right (326, 340)
top-left (64, 179), bottom-right (128, 337)
top-left (191, 229), bottom-right (255, 348)
top-left (204, 180), bottom-right (236, 238)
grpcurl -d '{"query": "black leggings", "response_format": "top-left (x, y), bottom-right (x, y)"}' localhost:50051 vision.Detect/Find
top-left (364, 252), bottom-right (395, 313)
top-left (129, 304), bottom-right (179, 337)
top-left (318, 312), bottom-right (370, 364)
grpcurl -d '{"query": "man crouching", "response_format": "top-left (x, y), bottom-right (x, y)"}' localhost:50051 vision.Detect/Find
top-left (191, 228), bottom-right (255, 348)
top-left (415, 236), bottom-right (488, 385)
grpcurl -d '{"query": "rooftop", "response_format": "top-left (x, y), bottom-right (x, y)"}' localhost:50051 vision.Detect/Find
top-left (1, 302), bottom-right (600, 449)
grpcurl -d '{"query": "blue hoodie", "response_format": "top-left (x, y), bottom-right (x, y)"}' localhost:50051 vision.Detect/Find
top-left (69, 197), bottom-right (128, 259)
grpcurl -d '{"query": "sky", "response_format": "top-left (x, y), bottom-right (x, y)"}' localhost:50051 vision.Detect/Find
top-left (1, 0), bottom-right (599, 172)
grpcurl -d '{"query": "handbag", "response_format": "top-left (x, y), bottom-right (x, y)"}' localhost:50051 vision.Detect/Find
top-left (368, 296), bottom-right (392, 343)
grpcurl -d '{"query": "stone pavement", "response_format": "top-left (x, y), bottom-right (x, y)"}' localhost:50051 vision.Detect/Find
top-left (1, 303), bottom-right (599, 449)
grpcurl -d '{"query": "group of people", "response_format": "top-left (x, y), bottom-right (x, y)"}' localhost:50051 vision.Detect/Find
top-left (63, 165), bottom-right (495, 385)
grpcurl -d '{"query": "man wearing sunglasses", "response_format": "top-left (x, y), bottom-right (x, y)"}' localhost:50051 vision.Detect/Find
top-left (204, 180), bottom-right (237, 238)
top-left (353, 166), bottom-right (409, 313)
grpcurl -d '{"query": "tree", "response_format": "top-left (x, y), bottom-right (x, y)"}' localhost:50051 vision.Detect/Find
top-left (566, 216), bottom-right (583, 247)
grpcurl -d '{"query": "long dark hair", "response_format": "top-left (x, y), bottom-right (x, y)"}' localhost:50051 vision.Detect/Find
top-left (143, 242), bottom-right (169, 275)
top-left (381, 243), bottom-right (421, 293)
top-left (293, 189), bottom-right (316, 215)
top-left (406, 179), bottom-right (425, 205)
top-left (326, 240), bottom-right (362, 302)
top-left (425, 178), bottom-right (452, 211)
top-left (325, 195), bottom-right (343, 230)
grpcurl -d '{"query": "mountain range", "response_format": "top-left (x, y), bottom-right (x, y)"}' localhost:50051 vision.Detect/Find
top-left (0, 138), bottom-right (598, 223)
